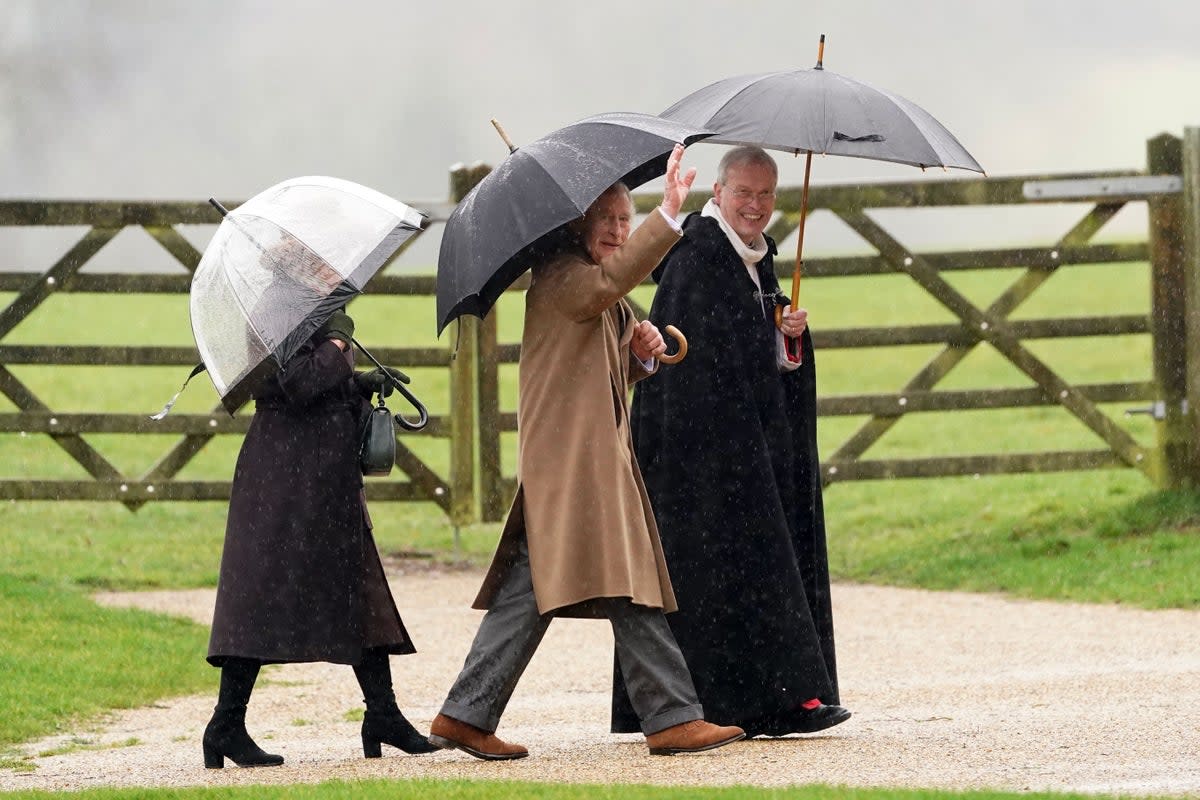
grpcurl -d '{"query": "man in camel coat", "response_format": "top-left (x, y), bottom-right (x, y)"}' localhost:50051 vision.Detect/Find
top-left (428, 145), bottom-right (745, 760)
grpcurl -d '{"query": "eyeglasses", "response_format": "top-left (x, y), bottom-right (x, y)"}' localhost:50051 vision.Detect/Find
top-left (723, 187), bottom-right (776, 202)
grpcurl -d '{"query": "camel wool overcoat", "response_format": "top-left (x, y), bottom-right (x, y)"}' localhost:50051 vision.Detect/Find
top-left (473, 211), bottom-right (682, 616)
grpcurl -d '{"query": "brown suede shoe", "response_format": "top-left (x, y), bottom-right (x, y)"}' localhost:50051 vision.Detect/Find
top-left (427, 713), bottom-right (529, 761)
top-left (645, 719), bottom-right (746, 755)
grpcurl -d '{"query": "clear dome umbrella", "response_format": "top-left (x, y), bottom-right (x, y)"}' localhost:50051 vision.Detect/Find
top-left (165, 176), bottom-right (425, 416)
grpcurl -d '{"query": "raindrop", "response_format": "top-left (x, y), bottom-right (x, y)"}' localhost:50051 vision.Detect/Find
top-left (898, 397), bottom-right (908, 407)
top-left (828, 466), bottom-right (838, 475)
top-left (146, 485), bottom-right (155, 493)
top-left (119, 484), bottom-right (128, 492)
top-left (1059, 390), bottom-right (1068, 399)
top-left (49, 417), bottom-right (58, 426)
top-left (1050, 250), bottom-right (1059, 260)
top-left (903, 257), bottom-right (913, 266)
top-left (434, 487), bottom-right (446, 496)
top-left (208, 419), bottom-right (218, 428)
top-left (1136, 453), bottom-right (1144, 462)
top-left (46, 276), bottom-right (56, 286)
top-left (979, 321), bottom-right (989, 331)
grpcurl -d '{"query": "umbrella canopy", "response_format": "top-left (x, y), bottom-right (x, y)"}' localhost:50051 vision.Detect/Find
top-left (436, 112), bottom-right (713, 334)
top-left (659, 36), bottom-right (983, 359)
top-left (660, 65), bottom-right (982, 173)
top-left (190, 175), bottom-right (424, 413)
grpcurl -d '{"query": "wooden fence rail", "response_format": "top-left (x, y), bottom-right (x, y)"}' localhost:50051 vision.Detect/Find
top-left (2, 129), bottom-right (1199, 523)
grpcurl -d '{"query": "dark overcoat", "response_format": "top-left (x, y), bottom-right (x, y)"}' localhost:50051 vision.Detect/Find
top-left (207, 336), bottom-right (414, 666)
top-left (611, 213), bottom-right (839, 735)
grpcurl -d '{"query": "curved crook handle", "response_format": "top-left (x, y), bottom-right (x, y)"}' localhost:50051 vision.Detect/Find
top-left (350, 336), bottom-right (429, 431)
top-left (773, 305), bottom-right (804, 364)
top-left (391, 381), bottom-right (429, 432)
top-left (658, 324), bottom-right (689, 365)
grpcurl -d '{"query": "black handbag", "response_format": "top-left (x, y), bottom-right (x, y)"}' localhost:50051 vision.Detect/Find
top-left (359, 396), bottom-right (396, 477)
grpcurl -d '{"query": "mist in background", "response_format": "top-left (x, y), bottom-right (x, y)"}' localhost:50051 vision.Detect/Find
top-left (3, 0), bottom-right (1199, 269)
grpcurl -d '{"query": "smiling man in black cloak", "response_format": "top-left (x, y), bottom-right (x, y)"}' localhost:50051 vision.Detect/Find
top-left (612, 145), bottom-right (851, 737)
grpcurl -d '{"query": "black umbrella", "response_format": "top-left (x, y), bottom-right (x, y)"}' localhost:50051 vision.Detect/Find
top-left (660, 35), bottom-right (984, 358)
top-left (435, 112), bottom-right (714, 334)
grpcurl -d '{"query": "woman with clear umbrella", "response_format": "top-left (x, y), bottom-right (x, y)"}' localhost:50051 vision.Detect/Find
top-left (202, 303), bottom-right (436, 768)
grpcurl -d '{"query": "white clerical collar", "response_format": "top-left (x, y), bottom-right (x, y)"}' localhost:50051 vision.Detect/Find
top-left (701, 198), bottom-right (768, 268)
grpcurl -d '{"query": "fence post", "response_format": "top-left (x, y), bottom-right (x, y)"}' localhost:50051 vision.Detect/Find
top-left (1146, 133), bottom-right (1194, 487)
top-left (448, 164), bottom-right (483, 525)
top-left (446, 162), bottom-right (496, 526)
top-left (1181, 127), bottom-right (1200, 488)
top-left (477, 310), bottom-right (506, 521)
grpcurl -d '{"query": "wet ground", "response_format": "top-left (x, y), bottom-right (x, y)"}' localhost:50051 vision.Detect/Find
top-left (3, 570), bottom-right (1197, 795)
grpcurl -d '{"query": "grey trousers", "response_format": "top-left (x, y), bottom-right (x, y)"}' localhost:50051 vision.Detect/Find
top-left (440, 536), bottom-right (703, 735)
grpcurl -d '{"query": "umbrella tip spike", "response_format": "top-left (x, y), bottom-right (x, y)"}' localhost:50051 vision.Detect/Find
top-left (208, 198), bottom-right (229, 217)
top-left (816, 33), bottom-right (826, 69)
top-left (491, 118), bottom-right (518, 154)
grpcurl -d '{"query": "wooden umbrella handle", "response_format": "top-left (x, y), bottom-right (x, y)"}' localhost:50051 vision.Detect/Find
top-left (658, 324), bottom-right (688, 365)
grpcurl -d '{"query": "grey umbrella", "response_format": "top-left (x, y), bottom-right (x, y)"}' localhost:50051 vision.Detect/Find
top-left (435, 112), bottom-right (713, 335)
top-left (660, 35), bottom-right (984, 357)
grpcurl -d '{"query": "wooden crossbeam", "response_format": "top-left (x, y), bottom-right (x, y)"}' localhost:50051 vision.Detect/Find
top-left (0, 273), bottom-right (446, 294)
top-left (817, 381), bottom-right (1154, 416)
top-left (143, 225), bottom-right (203, 273)
top-left (0, 200), bottom-right (456, 227)
top-left (824, 450), bottom-right (1125, 483)
top-left (0, 479), bottom-right (432, 502)
top-left (393, 439), bottom-right (451, 511)
top-left (0, 365), bottom-right (127, 484)
top-left (772, 242), bottom-right (1148, 280)
top-left (0, 411), bottom-right (447, 437)
top-left (0, 227), bottom-right (119, 340)
top-left (814, 315), bottom-right (1148, 349)
top-left (0, 344), bottom-right (449, 368)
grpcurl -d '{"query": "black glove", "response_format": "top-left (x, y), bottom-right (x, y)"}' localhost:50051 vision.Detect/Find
top-left (353, 367), bottom-right (411, 398)
top-left (316, 310), bottom-right (354, 345)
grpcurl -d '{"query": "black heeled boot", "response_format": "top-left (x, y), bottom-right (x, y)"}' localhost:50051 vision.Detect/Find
top-left (202, 657), bottom-right (284, 769)
top-left (354, 647), bottom-right (439, 757)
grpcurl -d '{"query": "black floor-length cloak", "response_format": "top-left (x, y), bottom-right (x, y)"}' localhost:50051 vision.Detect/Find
top-left (611, 213), bottom-right (839, 735)
top-left (207, 336), bottom-right (414, 666)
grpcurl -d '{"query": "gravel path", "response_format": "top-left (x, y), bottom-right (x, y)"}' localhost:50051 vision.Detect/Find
top-left (2, 567), bottom-right (1198, 796)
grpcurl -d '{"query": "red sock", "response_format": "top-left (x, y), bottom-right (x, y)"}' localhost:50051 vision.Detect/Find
top-left (801, 698), bottom-right (821, 710)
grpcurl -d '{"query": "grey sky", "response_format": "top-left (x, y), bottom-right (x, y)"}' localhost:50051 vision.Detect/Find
top-left (3, 0), bottom-right (1199, 260)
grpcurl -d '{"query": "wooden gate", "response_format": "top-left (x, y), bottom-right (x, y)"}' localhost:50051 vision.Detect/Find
top-left (3, 130), bottom-right (1198, 524)
top-left (0, 194), bottom-right (477, 518)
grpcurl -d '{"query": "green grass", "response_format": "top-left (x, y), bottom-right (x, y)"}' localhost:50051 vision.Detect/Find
top-left (0, 780), bottom-right (1172, 800)
top-left (0, 574), bottom-right (211, 752)
top-left (828, 473), bottom-right (1200, 608)
top-left (0, 501), bottom-right (498, 592)
top-left (2, 253), bottom-right (1198, 787)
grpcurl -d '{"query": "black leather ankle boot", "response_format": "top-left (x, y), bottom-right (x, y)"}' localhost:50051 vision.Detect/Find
top-left (354, 647), bottom-right (437, 757)
top-left (361, 708), bottom-right (439, 757)
top-left (202, 708), bottom-right (284, 768)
